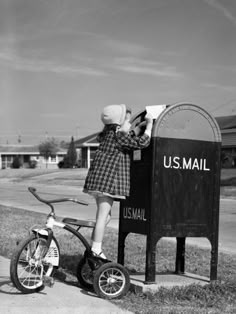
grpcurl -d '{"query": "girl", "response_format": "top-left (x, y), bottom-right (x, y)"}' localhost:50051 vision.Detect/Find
top-left (83, 104), bottom-right (153, 259)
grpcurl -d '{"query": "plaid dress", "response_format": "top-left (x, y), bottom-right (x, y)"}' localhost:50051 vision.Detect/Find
top-left (83, 129), bottom-right (150, 197)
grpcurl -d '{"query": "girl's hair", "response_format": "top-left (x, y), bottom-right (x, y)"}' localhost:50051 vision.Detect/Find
top-left (97, 124), bottom-right (119, 142)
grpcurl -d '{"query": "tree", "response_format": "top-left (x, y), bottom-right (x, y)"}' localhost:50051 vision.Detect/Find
top-left (65, 136), bottom-right (77, 168)
top-left (38, 137), bottom-right (58, 168)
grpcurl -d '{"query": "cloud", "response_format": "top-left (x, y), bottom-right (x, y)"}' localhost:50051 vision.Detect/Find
top-left (111, 57), bottom-right (183, 78)
top-left (0, 46), bottom-right (183, 79)
top-left (203, 0), bottom-right (236, 25)
top-left (39, 112), bottom-right (70, 119)
top-left (105, 39), bottom-right (149, 55)
top-left (203, 82), bottom-right (236, 92)
top-left (0, 49), bottom-right (107, 77)
top-left (208, 64), bottom-right (236, 73)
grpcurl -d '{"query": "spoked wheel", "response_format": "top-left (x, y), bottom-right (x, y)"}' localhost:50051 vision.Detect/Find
top-left (76, 257), bottom-right (94, 290)
top-left (93, 262), bottom-right (130, 299)
top-left (10, 234), bottom-right (60, 293)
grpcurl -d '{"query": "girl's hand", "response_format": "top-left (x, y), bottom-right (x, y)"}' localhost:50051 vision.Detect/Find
top-left (119, 119), bottom-right (131, 134)
top-left (133, 121), bottom-right (146, 136)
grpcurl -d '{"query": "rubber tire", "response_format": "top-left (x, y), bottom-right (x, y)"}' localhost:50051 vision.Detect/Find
top-left (93, 262), bottom-right (130, 299)
top-left (76, 256), bottom-right (94, 290)
top-left (10, 234), bottom-right (60, 294)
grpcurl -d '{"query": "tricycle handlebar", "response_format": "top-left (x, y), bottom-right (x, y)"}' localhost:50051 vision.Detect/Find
top-left (28, 187), bottom-right (88, 206)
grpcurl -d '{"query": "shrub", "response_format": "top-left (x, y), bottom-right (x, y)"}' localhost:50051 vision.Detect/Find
top-left (58, 160), bottom-right (65, 168)
top-left (29, 160), bottom-right (37, 169)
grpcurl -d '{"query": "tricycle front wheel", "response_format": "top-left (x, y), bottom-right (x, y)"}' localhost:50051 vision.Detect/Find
top-left (10, 234), bottom-right (60, 293)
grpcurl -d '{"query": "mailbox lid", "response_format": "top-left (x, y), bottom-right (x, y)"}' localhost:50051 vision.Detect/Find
top-left (153, 103), bottom-right (221, 142)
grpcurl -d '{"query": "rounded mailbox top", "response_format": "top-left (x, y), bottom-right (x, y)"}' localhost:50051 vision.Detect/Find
top-left (153, 103), bottom-right (221, 142)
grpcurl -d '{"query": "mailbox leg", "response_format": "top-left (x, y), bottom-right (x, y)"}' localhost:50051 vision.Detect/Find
top-left (145, 236), bottom-right (159, 284)
top-left (210, 237), bottom-right (218, 281)
top-left (117, 232), bottom-right (128, 265)
top-left (175, 237), bottom-right (186, 274)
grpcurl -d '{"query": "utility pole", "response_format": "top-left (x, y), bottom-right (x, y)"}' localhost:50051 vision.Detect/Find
top-left (76, 126), bottom-right (79, 140)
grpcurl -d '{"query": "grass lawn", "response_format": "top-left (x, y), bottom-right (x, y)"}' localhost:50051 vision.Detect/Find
top-left (0, 168), bottom-right (88, 188)
top-left (1, 205), bottom-right (236, 314)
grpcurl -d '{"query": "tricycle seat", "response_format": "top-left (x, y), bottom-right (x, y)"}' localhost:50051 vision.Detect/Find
top-left (62, 218), bottom-right (95, 228)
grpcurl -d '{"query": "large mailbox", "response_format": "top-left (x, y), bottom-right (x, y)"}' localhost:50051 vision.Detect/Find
top-left (118, 103), bottom-right (221, 283)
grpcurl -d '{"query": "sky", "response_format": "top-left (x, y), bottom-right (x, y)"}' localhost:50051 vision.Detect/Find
top-left (0, 0), bottom-right (236, 145)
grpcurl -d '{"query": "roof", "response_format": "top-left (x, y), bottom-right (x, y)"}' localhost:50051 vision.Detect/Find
top-left (74, 132), bottom-right (99, 147)
top-left (0, 145), bottom-right (66, 154)
top-left (0, 145), bottom-right (39, 154)
top-left (215, 115), bottom-right (236, 130)
top-left (214, 115), bottom-right (236, 148)
top-left (220, 128), bottom-right (236, 148)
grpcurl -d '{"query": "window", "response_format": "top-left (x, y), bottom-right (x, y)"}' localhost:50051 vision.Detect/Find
top-left (50, 155), bottom-right (57, 163)
top-left (2, 155), bottom-right (13, 168)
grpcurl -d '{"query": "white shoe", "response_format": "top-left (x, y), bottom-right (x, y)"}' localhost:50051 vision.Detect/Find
top-left (91, 250), bottom-right (107, 259)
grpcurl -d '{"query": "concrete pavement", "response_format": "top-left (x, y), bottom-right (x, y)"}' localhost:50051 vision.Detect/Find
top-left (0, 256), bottom-right (131, 314)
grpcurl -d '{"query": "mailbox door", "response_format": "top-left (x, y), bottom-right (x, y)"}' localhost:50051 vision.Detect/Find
top-left (150, 103), bottom-right (221, 238)
top-left (152, 137), bottom-right (221, 236)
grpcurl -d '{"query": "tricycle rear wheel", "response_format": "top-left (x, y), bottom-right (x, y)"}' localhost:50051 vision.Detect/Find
top-left (76, 257), bottom-right (94, 289)
top-left (93, 262), bottom-right (130, 299)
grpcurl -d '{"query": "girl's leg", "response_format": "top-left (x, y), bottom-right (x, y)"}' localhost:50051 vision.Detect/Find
top-left (91, 195), bottom-right (113, 257)
top-left (91, 202), bottom-right (111, 242)
top-left (106, 210), bottom-right (111, 226)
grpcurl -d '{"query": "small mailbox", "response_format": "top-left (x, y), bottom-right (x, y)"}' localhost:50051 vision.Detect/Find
top-left (118, 103), bottom-right (221, 283)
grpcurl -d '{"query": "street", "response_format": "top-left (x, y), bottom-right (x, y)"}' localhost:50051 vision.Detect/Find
top-left (0, 181), bottom-right (120, 228)
top-left (0, 181), bottom-right (235, 254)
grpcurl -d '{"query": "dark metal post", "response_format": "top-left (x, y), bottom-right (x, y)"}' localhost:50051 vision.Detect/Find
top-left (117, 232), bottom-right (128, 265)
top-left (145, 235), bottom-right (157, 283)
top-left (175, 237), bottom-right (186, 274)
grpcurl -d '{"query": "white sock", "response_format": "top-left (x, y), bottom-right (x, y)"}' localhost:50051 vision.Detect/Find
top-left (91, 241), bottom-right (106, 259)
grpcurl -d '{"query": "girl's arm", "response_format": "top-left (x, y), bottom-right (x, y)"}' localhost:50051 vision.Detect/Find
top-left (115, 113), bottom-right (153, 150)
top-left (115, 130), bottom-right (151, 150)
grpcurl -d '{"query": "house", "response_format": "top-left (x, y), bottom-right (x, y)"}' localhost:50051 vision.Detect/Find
top-left (1, 113), bottom-right (235, 170)
top-left (0, 144), bottom-right (66, 169)
top-left (215, 115), bottom-right (236, 167)
top-left (74, 132), bottom-right (99, 168)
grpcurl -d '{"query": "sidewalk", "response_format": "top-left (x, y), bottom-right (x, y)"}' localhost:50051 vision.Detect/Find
top-left (0, 256), bottom-right (131, 314)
